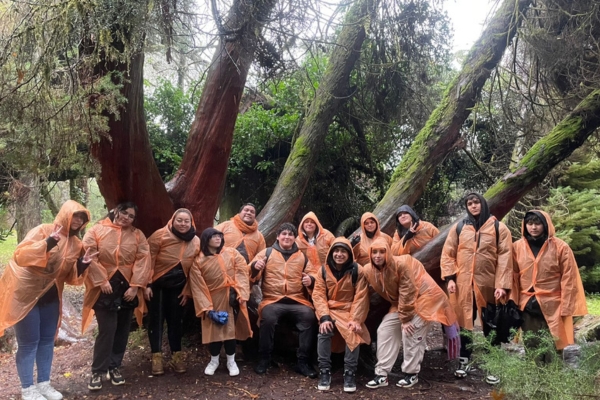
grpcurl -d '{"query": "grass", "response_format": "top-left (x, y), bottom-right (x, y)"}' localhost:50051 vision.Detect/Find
top-left (587, 294), bottom-right (600, 316)
top-left (0, 232), bottom-right (17, 274)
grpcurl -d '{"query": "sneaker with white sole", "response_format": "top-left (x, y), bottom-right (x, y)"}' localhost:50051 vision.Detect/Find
top-left (486, 374), bottom-right (500, 385)
top-left (88, 373), bottom-right (102, 391)
top-left (204, 359), bottom-right (220, 375)
top-left (108, 367), bottom-right (125, 385)
top-left (365, 375), bottom-right (388, 389)
top-left (396, 373), bottom-right (418, 388)
top-left (21, 386), bottom-right (46, 400)
top-left (36, 381), bottom-right (63, 400)
top-left (343, 370), bottom-right (357, 393)
top-left (455, 357), bottom-right (471, 378)
top-left (317, 369), bottom-right (331, 391)
top-left (227, 361), bottom-right (240, 376)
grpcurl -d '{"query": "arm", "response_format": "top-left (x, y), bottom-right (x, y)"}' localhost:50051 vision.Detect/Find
top-left (559, 244), bottom-right (579, 316)
top-left (189, 258), bottom-right (214, 316)
top-left (350, 268), bottom-right (370, 324)
top-left (233, 250), bottom-right (251, 302)
top-left (146, 229), bottom-right (164, 285)
top-left (249, 249), bottom-right (268, 283)
top-left (82, 228), bottom-right (109, 287)
top-left (494, 223), bottom-right (513, 293)
top-left (130, 231), bottom-right (151, 289)
top-left (397, 258), bottom-right (418, 324)
top-left (311, 267), bottom-right (331, 322)
top-left (13, 225), bottom-right (54, 268)
top-left (440, 224), bottom-right (459, 280)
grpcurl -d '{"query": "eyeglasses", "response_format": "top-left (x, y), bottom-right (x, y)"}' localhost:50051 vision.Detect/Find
top-left (119, 210), bottom-right (136, 220)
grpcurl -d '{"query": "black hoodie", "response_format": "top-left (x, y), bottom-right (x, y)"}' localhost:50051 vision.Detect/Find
top-left (200, 228), bottom-right (225, 256)
top-left (325, 242), bottom-right (356, 281)
top-left (464, 192), bottom-right (491, 232)
top-left (395, 205), bottom-right (421, 245)
top-left (524, 211), bottom-right (548, 258)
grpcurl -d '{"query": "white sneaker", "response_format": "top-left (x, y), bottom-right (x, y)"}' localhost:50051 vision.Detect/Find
top-left (455, 357), bottom-right (471, 378)
top-left (36, 381), bottom-right (63, 400)
top-left (21, 386), bottom-right (46, 400)
top-left (227, 361), bottom-right (240, 376)
top-left (486, 375), bottom-right (500, 385)
top-left (204, 359), bottom-right (220, 375)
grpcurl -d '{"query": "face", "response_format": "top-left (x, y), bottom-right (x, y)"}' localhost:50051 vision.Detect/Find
top-left (277, 230), bottom-right (296, 250)
top-left (239, 206), bottom-right (256, 225)
top-left (363, 218), bottom-right (377, 234)
top-left (302, 219), bottom-right (317, 236)
top-left (70, 213), bottom-right (86, 231)
top-left (397, 212), bottom-right (413, 228)
top-left (371, 248), bottom-right (386, 267)
top-left (332, 247), bottom-right (350, 266)
top-left (526, 221), bottom-right (544, 238)
top-left (466, 198), bottom-right (481, 217)
top-left (173, 212), bottom-right (192, 234)
top-left (208, 234), bottom-right (222, 249)
top-left (114, 207), bottom-right (136, 227)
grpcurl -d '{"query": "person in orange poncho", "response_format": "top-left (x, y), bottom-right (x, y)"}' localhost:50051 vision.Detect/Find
top-left (391, 205), bottom-right (439, 256)
top-left (188, 227), bottom-right (251, 377)
top-left (215, 203), bottom-right (266, 263)
top-left (351, 212), bottom-right (392, 266)
top-left (0, 200), bottom-right (92, 400)
top-left (250, 222), bottom-right (318, 378)
top-left (512, 210), bottom-right (587, 356)
top-left (82, 202), bottom-right (151, 391)
top-left (145, 209), bottom-right (200, 375)
top-left (440, 193), bottom-right (512, 384)
top-left (313, 237), bottom-right (370, 393)
top-left (363, 239), bottom-right (458, 390)
top-left (296, 212), bottom-right (335, 268)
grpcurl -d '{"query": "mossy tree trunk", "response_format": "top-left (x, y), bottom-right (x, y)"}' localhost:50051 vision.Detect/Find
top-left (361, 0), bottom-right (532, 236)
top-left (414, 89), bottom-right (600, 277)
top-left (256, 0), bottom-right (378, 242)
top-left (166, 0), bottom-right (277, 233)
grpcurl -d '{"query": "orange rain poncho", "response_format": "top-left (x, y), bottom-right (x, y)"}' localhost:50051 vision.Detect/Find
top-left (147, 209), bottom-right (200, 293)
top-left (353, 213), bottom-right (392, 266)
top-left (81, 217), bottom-right (151, 332)
top-left (511, 210), bottom-right (587, 350)
top-left (363, 238), bottom-right (456, 326)
top-left (295, 212), bottom-right (335, 267)
top-left (312, 238), bottom-right (370, 351)
top-left (215, 215), bottom-right (266, 263)
top-left (188, 246), bottom-right (252, 344)
top-left (0, 201), bottom-right (90, 336)
top-left (392, 221), bottom-right (438, 255)
top-left (440, 216), bottom-right (513, 330)
top-left (250, 243), bottom-right (317, 318)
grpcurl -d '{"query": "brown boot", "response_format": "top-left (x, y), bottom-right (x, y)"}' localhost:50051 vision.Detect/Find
top-left (169, 351), bottom-right (187, 373)
top-left (152, 353), bottom-right (164, 375)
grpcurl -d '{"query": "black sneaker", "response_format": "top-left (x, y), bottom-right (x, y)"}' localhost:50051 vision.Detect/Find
top-left (295, 362), bottom-right (318, 379)
top-left (396, 373), bottom-right (418, 388)
top-left (365, 374), bottom-right (388, 389)
top-left (254, 359), bottom-right (270, 375)
top-left (343, 370), bottom-right (356, 393)
top-left (88, 373), bottom-right (102, 391)
top-left (317, 369), bottom-right (331, 390)
top-left (108, 368), bottom-right (125, 385)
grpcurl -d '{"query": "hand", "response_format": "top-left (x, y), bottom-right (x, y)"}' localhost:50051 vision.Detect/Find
top-left (144, 287), bottom-right (153, 301)
top-left (254, 256), bottom-right (267, 271)
top-left (402, 321), bottom-right (416, 336)
top-left (445, 322), bottom-right (460, 360)
top-left (447, 280), bottom-right (456, 294)
top-left (81, 248), bottom-right (99, 264)
top-left (319, 320), bottom-right (334, 334)
top-left (347, 320), bottom-right (362, 333)
top-left (49, 224), bottom-right (63, 242)
top-left (494, 288), bottom-right (507, 300)
top-left (409, 222), bottom-right (418, 233)
top-left (100, 280), bottom-right (113, 294)
top-left (123, 287), bottom-right (139, 302)
top-left (302, 273), bottom-right (312, 287)
top-left (178, 292), bottom-right (189, 306)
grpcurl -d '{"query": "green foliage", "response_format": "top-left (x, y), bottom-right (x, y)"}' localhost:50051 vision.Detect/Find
top-left (471, 330), bottom-right (600, 400)
top-left (543, 186), bottom-right (600, 290)
top-left (0, 232), bottom-right (17, 273)
top-left (587, 294), bottom-right (600, 316)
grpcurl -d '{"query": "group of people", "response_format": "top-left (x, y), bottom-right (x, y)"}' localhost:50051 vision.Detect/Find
top-left (0, 193), bottom-right (588, 399)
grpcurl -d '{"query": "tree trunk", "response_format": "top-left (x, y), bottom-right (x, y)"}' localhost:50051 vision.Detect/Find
top-left (166, 0), bottom-right (277, 233)
top-left (11, 173), bottom-right (41, 242)
top-left (256, 0), bottom-right (378, 242)
top-left (414, 89), bottom-right (600, 276)
top-left (364, 0), bottom-right (532, 235)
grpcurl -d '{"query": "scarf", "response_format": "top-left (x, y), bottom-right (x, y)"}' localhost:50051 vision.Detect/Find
top-left (232, 214), bottom-right (258, 234)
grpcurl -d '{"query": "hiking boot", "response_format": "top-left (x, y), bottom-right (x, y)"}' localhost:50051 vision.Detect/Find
top-left (317, 369), bottom-right (331, 390)
top-left (35, 381), bottom-right (63, 400)
top-left (108, 367), bottom-right (125, 385)
top-left (227, 360), bottom-right (240, 376)
top-left (21, 386), bottom-right (46, 400)
top-left (254, 358), bottom-right (270, 375)
top-left (366, 375), bottom-right (388, 389)
top-left (152, 353), bottom-right (164, 375)
top-left (455, 357), bottom-right (471, 378)
top-left (343, 370), bottom-right (357, 393)
top-left (396, 373), bottom-right (419, 388)
top-left (204, 359), bottom-right (220, 375)
top-left (169, 351), bottom-right (187, 373)
top-left (295, 362), bottom-right (317, 378)
top-left (486, 374), bottom-right (500, 385)
top-left (88, 373), bottom-right (102, 391)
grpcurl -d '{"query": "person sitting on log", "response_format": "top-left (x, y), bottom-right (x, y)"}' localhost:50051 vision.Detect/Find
top-left (391, 205), bottom-right (439, 256)
top-left (296, 212), bottom-right (335, 268)
top-left (351, 212), bottom-right (392, 265)
top-left (215, 203), bottom-right (266, 263)
top-left (250, 222), bottom-right (318, 378)
top-left (363, 238), bottom-right (459, 390)
top-left (313, 238), bottom-right (370, 393)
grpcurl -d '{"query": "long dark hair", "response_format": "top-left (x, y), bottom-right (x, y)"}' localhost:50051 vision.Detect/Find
top-left (200, 228), bottom-right (225, 256)
top-left (107, 201), bottom-right (138, 223)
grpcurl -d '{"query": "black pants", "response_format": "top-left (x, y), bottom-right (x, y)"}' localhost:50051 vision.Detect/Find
top-left (209, 340), bottom-right (237, 356)
top-left (258, 301), bottom-right (317, 363)
top-left (522, 309), bottom-right (555, 363)
top-left (147, 285), bottom-right (185, 353)
top-left (317, 331), bottom-right (359, 372)
top-left (92, 307), bottom-right (134, 373)
top-left (460, 296), bottom-right (492, 359)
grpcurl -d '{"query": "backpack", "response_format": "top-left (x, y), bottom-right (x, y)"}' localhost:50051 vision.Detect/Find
top-left (456, 218), bottom-right (500, 247)
top-left (263, 246), bottom-right (309, 270)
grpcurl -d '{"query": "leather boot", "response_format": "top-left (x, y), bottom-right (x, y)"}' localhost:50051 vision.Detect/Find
top-left (152, 353), bottom-right (164, 375)
top-left (170, 351), bottom-right (187, 373)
